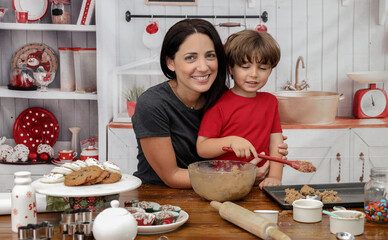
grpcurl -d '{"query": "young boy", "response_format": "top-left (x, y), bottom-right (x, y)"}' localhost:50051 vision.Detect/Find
top-left (196, 30), bottom-right (283, 189)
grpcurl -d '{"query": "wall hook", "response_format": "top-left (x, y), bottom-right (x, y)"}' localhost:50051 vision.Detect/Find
top-left (261, 11), bottom-right (268, 22)
top-left (126, 11), bottom-right (131, 22)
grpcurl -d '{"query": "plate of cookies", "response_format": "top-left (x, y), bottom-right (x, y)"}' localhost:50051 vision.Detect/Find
top-left (32, 159), bottom-right (142, 197)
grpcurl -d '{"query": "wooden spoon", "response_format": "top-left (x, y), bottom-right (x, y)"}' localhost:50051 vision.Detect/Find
top-left (222, 146), bottom-right (316, 173)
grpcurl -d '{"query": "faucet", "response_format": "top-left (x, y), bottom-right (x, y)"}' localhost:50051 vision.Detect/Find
top-left (284, 56), bottom-right (310, 91)
top-left (295, 56), bottom-right (305, 90)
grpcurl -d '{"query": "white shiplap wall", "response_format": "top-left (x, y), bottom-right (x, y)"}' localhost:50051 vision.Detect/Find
top-left (0, 0), bottom-right (98, 143)
top-left (117, 0), bottom-right (388, 117)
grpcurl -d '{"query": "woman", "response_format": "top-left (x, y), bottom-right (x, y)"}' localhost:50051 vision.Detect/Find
top-left (132, 19), bottom-right (288, 188)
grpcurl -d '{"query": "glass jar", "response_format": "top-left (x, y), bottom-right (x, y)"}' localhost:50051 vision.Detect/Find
top-left (51, 0), bottom-right (71, 24)
top-left (364, 167), bottom-right (388, 224)
top-left (9, 67), bottom-right (36, 90)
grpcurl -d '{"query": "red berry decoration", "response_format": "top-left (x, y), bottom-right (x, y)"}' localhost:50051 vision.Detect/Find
top-left (28, 152), bottom-right (38, 159)
top-left (39, 153), bottom-right (49, 161)
top-left (146, 22), bottom-right (159, 34)
top-left (255, 24), bottom-right (268, 32)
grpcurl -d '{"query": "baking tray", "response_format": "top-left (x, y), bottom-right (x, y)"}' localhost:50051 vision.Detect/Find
top-left (263, 182), bottom-right (365, 209)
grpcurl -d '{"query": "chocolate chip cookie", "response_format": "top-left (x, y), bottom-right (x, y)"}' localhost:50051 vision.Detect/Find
top-left (100, 172), bottom-right (122, 184)
top-left (83, 170), bottom-right (109, 185)
top-left (65, 166), bottom-right (103, 186)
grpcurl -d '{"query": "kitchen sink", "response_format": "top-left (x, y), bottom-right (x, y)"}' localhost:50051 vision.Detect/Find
top-left (273, 91), bottom-right (344, 125)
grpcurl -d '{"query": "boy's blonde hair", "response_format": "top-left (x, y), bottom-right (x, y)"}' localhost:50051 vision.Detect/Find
top-left (224, 30), bottom-right (281, 69)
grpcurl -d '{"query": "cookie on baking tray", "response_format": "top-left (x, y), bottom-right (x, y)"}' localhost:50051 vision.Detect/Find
top-left (64, 165), bottom-right (103, 186)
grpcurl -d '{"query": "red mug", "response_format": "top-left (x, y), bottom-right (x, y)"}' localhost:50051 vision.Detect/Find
top-left (16, 11), bottom-right (28, 23)
top-left (58, 150), bottom-right (77, 161)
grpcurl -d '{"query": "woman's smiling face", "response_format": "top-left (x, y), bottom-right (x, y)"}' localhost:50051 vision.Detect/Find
top-left (167, 33), bottom-right (218, 94)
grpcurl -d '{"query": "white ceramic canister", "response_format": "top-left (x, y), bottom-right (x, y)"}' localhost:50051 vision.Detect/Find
top-left (59, 47), bottom-right (76, 91)
top-left (11, 171), bottom-right (37, 232)
top-left (80, 146), bottom-right (98, 160)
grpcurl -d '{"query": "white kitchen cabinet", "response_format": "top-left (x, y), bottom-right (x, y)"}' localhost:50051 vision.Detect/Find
top-left (282, 129), bottom-right (351, 185)
top-left (283, 127), bottom-right (388, 185)
top-left (350, 128), bottom-right (388, 183)
top-left (107, 127), bottom-right (138, 174)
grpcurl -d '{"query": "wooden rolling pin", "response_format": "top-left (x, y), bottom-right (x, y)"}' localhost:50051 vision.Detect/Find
top-left (211, 201), bottom-right (290, 240)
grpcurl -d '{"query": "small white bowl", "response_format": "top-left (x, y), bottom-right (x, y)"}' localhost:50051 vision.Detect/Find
top-left (329, 210), bottom-right (365, 236)
top-left (292, 199), bottom-right (323, 223)
top-left (253, 210), bottom-right (279, 224)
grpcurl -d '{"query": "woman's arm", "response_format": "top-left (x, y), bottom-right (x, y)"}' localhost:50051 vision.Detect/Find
top-left (139, 137), bottom-right (192, 189)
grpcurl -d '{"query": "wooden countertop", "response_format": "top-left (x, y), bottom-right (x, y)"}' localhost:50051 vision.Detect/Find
top-left (108, 117), bottom-right (388, 130)
top-left (0, 184), bottom-right (386, 239)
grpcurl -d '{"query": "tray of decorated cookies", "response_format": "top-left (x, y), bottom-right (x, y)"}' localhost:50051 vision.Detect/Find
top-left (32, 159), bottom-right (142, 197)
top-left (125, 200), bottom-right (189, 235)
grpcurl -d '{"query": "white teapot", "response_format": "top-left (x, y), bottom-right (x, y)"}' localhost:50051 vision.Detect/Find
top-left (93, 200), bottom-right (137, 240)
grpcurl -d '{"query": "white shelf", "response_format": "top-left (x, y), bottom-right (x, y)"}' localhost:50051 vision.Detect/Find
top-left (0, 23), bottom-right (96, 32)
top-left (113, 112), bottom-right (131, 123)
top-left (0, 86), bottom-right (97, 100)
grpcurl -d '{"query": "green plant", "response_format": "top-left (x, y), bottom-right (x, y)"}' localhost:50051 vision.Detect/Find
top-left (122, 85), bottom-right (145, 102)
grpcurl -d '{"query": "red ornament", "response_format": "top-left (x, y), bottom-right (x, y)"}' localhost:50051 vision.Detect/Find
top-left (28, 152), bottom-right (38, 159)
top-left (255, 24), bottom-right (268, 32)
top-left (146, 22), bottom-right (159, 34)
top-left (39, 153), bottom-right (49, 161)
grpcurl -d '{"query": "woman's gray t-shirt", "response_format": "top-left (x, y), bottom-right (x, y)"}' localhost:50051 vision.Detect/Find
top-left (132, 81), bottom-right (205, 185)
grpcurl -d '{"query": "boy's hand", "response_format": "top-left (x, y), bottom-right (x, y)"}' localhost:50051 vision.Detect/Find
top-left (258, 177), bottom-right (282, 190)
top-left (229, 137), bottom-right (258, 159)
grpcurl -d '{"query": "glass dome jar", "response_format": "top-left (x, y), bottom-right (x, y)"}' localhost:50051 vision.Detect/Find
top-left (364, 167), bottom-right (388, 224)
top-left (51, 0), bottom-right (71, 24)
top-left (8, 67), bottom-right (37, 90)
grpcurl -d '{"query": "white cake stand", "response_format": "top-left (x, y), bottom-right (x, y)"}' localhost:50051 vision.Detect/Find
top-left (32, 174), bottom-right (141, 197)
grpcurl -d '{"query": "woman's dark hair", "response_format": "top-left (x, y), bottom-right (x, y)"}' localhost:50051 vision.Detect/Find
top-left (160, 19), bottom-right (229, 112)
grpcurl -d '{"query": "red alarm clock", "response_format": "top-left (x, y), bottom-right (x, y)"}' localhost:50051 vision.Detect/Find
top-left (353, 83), bottom-right (388, 118)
